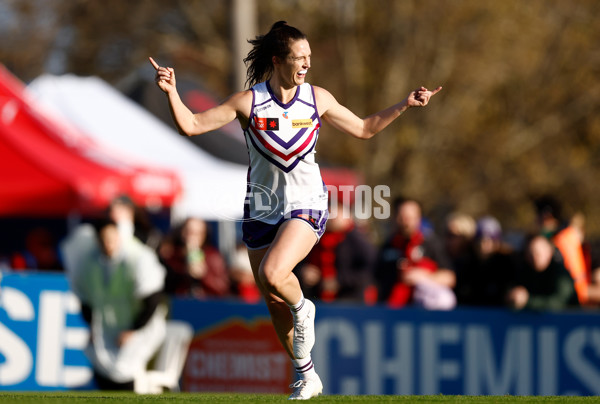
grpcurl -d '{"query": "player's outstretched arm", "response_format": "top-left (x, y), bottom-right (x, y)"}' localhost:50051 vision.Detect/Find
top-left (149, 57), bottom-right (247, 136)
top-left (317, 85), bottom-right (442, 139)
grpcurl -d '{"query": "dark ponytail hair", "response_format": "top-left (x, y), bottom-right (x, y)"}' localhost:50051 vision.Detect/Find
top-left (243, 21), bottom-right (306, 89)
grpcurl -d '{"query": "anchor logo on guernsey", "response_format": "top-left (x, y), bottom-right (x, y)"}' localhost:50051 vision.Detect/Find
top-left (254, 117), bottom-right (279, 131)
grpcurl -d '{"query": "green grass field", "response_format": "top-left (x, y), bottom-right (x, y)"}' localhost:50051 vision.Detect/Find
top-left (0, 393), bottom-right (598, 404)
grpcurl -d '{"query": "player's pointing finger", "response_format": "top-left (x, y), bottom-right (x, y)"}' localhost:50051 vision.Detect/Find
top-left (431, 86), bottom-right (443, 95)
top-left (148, 57), bottom-right (160, 70)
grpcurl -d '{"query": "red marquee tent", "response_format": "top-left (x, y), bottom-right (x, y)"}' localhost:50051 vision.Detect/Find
top-left (0, 65), bottom-right (181, 216)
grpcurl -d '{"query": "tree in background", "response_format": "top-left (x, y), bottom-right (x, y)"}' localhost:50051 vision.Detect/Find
top-left (2, 0), bottom-right (600, 239)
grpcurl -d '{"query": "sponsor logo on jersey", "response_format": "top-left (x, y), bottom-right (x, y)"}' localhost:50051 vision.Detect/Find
top-left (292, 119), bottom-right (313, 128)
top-left (266, 118), bottom-right (279, 130)
top-left (254, 116), bottom-right (267, 130)
top-left (282, 111), bottom-right (289, 119)
top-left (255, 104), bottom-right (272, 112)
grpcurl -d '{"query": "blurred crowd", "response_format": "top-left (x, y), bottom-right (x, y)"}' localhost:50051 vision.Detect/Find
top-left (2, 192), bottom-right (599, 313)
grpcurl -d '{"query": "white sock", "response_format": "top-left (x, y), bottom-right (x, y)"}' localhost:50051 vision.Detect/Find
top-left (292, 355), bottom-right (317, 380)
top-left (289, 293), bottom-right (308, 321)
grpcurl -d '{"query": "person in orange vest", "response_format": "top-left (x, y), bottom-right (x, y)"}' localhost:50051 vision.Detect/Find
top-left (534, 195), bottom-right (589, 305)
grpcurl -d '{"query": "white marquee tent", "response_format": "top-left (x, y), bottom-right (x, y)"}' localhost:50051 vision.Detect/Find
top-left (27, 74), bottom-right (248, 222)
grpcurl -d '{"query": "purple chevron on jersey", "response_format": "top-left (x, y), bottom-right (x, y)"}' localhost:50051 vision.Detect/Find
top-left (247, 123), bottom-right (320, 173)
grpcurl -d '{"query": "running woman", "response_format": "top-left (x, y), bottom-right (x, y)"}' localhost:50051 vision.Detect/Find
top-left (150, 20), bottom-right (441, 400)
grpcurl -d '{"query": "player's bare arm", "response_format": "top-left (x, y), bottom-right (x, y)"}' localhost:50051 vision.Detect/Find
top-left (149, 57), bottom-right (251, 136)
top-left (315, 85), bottom-right (442, 139)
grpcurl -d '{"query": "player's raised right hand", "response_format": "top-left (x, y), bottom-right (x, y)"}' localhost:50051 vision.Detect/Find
top-left (149, 57), bottom-right (176, 94)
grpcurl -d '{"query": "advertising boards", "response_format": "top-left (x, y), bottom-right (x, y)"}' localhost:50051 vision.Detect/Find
top-left (2, 270), bottom-right (600, 396)
top-left (0, 271), bottom-right (93, 390)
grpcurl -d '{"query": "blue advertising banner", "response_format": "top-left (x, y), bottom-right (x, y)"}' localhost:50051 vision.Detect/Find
top-left (2, 270), bottom-right (600, 396)
top-left (0, 271), bottom-right (93, 390)
top-left (171, 299), bottom-right (600, 396)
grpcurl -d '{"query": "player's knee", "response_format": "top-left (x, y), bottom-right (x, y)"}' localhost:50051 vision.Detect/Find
top-left (258, 261), bottom-right (286, 293)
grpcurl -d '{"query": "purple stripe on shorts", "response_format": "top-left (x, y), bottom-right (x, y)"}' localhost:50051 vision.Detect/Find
top-left (242, 209), bottom-right (328, 250)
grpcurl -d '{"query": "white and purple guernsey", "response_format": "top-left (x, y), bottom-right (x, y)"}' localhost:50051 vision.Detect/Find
top-left (243, 81), bottom-right (328, 224)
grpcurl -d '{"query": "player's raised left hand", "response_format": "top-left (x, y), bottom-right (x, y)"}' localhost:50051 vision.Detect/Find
top-left (407, 86), bottom-right (442, 107)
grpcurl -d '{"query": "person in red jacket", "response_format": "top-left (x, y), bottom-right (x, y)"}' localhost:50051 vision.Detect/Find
top-left (375, 197), bottom-right (456, 309)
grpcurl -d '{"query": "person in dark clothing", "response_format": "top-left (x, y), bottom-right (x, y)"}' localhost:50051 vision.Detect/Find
top-left (454, 216), bottom-right (518, 307)
top-left (506, 234), bottom-right (579, 311)
top-left (534, 195), bottom-right (589, 305)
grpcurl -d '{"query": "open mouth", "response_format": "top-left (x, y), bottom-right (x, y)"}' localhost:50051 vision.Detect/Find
top-left (297, 70), bottom-right (307, 77)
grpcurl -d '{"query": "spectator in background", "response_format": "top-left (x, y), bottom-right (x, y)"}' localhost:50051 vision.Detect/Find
top-left (229, 244), bottom-right (261, 303)
top-left (10, 226), bottom-right (63, 271)
top-left (588, 249), bottom-right (600, 308)
top-left (375, 197), bottom-right (456, 310)
top-left (444, 211), bottom-right (477, 281)
top-left (454, 216), bottom-right (517, 306)
top-left (506, 234), bottom-right (578, 311)
top-left (534, 195), bottom-right (589, 305)
top-left (158, 217), bottom-right (230, 298)
top-left (108, 195), bottom-right (162, 249)
top-left (295, 198), bottom-right (376, 303)
top-left (578, 216), bottom-right (600, 307)
top-left (68, 218), bottom-right (167, 391)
